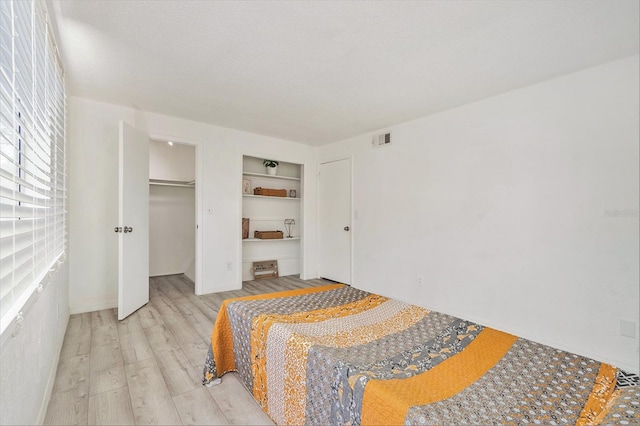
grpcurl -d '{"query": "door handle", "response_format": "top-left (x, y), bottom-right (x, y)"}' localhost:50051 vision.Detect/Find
top-left (124, 226), bottom-right (133, 233)
top-left (344, 226), bottom-right (350, 231)
top-left (114, 226), bottom-right (122, 233)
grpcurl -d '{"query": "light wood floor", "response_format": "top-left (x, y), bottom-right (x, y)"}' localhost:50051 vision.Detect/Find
top-left (44, 274), bottom-right (331, 425)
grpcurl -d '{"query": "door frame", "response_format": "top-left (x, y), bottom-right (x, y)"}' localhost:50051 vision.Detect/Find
top-left (150, 133), bottom-right (204, 295)
top-left (317, 155), bottom-right (353, 285)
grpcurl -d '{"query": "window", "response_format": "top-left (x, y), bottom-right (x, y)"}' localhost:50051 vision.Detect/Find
top-left (0, 0), bottom-right (66, 334)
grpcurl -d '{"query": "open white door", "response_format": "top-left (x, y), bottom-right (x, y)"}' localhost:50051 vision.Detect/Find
top-left (117, 121), bottom-right (150, 320)
top-left (318, 158), bottom-right (351, 284)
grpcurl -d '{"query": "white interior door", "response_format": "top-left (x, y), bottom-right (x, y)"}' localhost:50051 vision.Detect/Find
top-left (318, 158), bottom-right (351, 284)
top-left (118, 121), bottom-right (150, 320)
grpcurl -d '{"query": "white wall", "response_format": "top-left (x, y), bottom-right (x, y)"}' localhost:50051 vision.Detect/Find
top-left (0, 264), bottom-right (69, 425)
top-left (67, 97), bottom-right (317, 314)
top-left (149, 185), bottom-right (196, 276)
top-left (318, 55), bottom-right (640, 373)
top-left (149, 140), bottom-right (196, 277)
top-left (149, 140), bottom-right (195, 182)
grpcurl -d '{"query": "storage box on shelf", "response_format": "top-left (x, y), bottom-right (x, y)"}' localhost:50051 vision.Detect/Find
top-left (254, 187), bottom-right (287, 197)
top-left (254, 230), bottom-right (284, 240)
top-left (251, 260), bottom-right (279, 280)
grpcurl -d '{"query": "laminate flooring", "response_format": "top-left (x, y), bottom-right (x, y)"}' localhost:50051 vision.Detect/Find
top-left (44, 274), bottom-right (331, 425)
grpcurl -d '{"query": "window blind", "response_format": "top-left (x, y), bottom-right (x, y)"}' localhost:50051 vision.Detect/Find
top-left (0, 0), bottom-right (66, 334)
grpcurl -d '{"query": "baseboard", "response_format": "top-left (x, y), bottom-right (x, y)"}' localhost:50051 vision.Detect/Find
top-left (201, 284), bottom-right (240, 294)
top-left (36, 312), bottom-right (69, 424)
top-left (149, 271), bottom-right (185, 277)
top-left (69, 299), bottom-right (117, 315)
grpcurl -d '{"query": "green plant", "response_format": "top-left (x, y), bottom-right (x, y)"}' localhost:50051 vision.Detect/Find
top-left (263, 159), bottom-right (279, 168)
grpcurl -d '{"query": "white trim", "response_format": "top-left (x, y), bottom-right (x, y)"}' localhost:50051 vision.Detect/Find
top-left (69, 299), bottom-right (117, 315)
top-left (149, 271), bottom-right (193, 277)
top-left (36, 312), bottom-right (69, 424)
top-left (318, 153), bottom-right (354, 166)
top-left (208, 285), bottom-right (241, 293)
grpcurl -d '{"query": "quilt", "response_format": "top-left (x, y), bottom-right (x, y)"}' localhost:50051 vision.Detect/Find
top-left (202, 284), bottom-right (639, 425)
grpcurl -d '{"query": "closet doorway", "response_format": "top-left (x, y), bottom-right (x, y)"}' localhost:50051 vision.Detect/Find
top-left (148, 139), bottom-right (200, 294)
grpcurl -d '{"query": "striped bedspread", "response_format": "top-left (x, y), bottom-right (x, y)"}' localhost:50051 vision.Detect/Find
top-left (202, 284), bottom-right (639, 425)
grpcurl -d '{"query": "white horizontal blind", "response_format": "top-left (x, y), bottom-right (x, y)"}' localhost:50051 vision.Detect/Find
top-left (0, 0), bottom-right (66, 334)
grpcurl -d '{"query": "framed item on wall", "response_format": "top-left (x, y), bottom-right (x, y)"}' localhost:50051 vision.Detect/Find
top-left (242, 179), bottom-right (251, 195)
top-left (289, 189), bottom-right (297, 198)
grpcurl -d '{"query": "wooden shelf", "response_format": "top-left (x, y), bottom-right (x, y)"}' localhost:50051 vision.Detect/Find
top-left (243, 171), bottom-right (300, 181)
top-left (243, 237), bottom-right (300, 242)
top-left (243, 194), bottom-right (300, 200)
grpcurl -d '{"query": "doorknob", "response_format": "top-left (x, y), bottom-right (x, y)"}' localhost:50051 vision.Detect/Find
top-left (344, 226), bottom-right (350, 231)
top-left (124, 226), bottom-right (133, 233)
top-left (114, 227), bottom-right (122, 233)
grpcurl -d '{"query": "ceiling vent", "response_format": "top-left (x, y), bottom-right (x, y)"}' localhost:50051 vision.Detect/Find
top-left (372, 131), bottom-right (391, 148)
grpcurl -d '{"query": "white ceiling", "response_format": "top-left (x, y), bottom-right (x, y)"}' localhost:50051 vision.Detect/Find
top-left (52, 0), bottom-right (639, 145)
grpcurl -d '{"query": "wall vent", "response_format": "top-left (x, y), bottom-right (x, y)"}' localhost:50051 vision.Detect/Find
top-left (372, 131), bottom-right (391, 148)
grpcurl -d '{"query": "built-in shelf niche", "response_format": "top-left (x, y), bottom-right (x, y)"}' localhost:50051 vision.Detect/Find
top-left (241, 155), bottom-right (302, 281)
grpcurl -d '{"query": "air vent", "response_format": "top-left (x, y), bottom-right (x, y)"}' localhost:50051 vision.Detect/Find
top-left (372, 131), bottom-right (391, 148)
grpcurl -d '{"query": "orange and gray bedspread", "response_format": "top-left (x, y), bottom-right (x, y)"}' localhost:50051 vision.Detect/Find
top-left (202, 284), bottom-right (639, 425)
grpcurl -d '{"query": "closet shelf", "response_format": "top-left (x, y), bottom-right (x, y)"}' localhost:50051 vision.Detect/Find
top-left (243, 194), bottom-right (299, 200)
top-left (243, 237), bottom-right (300, 242)
top-left (243, 171), bottom-right (301, 181)
top-left (149, 178), bottom-right (195, 188)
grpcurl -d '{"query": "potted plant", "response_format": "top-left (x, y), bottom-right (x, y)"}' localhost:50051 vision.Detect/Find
top-left (263, 159), bottom-right (279, 175)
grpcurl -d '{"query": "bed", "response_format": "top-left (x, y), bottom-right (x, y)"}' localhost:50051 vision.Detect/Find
top-left (202, 284), bottom-right (639, 425)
